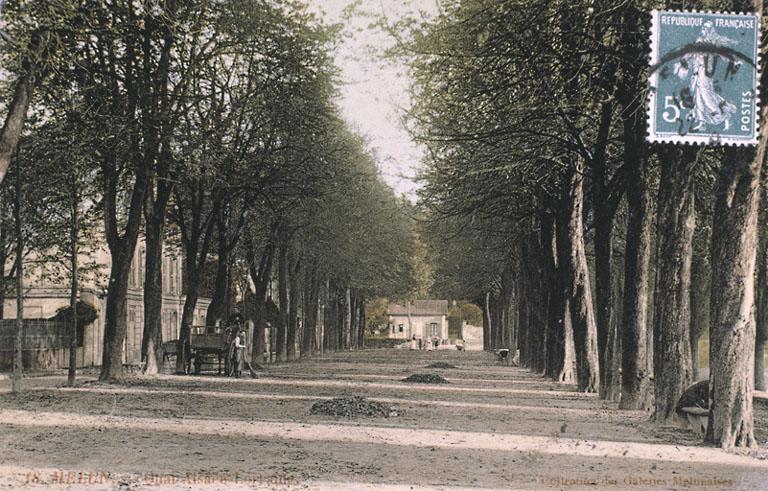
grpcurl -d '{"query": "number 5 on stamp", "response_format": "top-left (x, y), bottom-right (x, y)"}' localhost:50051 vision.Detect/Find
top-left (648, 10), bottom-right (760, 146)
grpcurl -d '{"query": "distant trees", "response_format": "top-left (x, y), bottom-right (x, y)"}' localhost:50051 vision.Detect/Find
top-left (402, 0), bottom-right (766, 449)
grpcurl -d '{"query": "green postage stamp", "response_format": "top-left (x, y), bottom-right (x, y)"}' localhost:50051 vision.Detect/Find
top-left (648, 10), bottom-right (760, 145)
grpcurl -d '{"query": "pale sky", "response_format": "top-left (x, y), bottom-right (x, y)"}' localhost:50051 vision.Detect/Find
top-left (309, 0), bottom-right (440, 200)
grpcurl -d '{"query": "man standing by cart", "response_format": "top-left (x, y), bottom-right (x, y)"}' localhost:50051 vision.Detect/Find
top-left (232, 329), bottom-right (246, 378)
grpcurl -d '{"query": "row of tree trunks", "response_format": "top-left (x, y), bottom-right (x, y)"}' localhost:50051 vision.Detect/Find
top-left (484, 264), bottom-right (518, 356)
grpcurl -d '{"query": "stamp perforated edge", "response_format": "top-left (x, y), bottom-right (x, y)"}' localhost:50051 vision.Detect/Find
top-left (646, 9), bottom-right (761, 146)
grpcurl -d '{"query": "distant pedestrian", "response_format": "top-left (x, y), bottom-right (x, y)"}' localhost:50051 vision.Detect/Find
top-left (225, 327), bottom-right (236, 376)
top-left (233, 330), bottom-right (246, 378)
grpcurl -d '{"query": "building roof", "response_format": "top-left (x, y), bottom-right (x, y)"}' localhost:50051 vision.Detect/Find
top-left (387, 300), bottom-right (449, 317)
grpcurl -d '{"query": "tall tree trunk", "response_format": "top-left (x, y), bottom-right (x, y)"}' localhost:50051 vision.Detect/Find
top-left (517, 288), bottom-right (528, 367)
top-left (565, 161), bottom-right (600, 393)
top-left (177, 278), bottom-right (198, 374)
top-left (490, 293), bottom-right (501, 352)
top-left (652, 147), bottom-right (697, 422)
top-left (67, 179), bottom-right (79, 387)
top-left (100, 166), bottom-right (148, 381)
top-left (301, 260), bottom-right (319, 358)
top-left (590, 99), bottom-right (621, 399)
top-left (141, 181), bottom-right (171, 375)
top-left (619, 151), bottom-right (653, 410)
top-left (11, 159), bottom-right (23, 393)
top-left (287, 256), bottom-right (301, 361)
top-left (594, 214), bottom-right (612, 396)
top-left (205, 204), bottom-right (230, 330)
top-left (756, 236), bottom-right (767, 391)
top-left (0, 196), bottom-right (7, 320)
top-left (559, 299), bottom-right (576, 384)
top-left (617, 2), bottom-right (652, 408)
top-left (0, 30), bottom-right (49, 187)
top-left (174, 189), bottom-right (218, 374)
top-left (604, 256), bottom-right (624, 400)
top-left (553, 203), bottom-right (575, 383)
top-left (706, 144), bottom-right (763, 449)
top-left (358, 297), bottom-right (366, 349)
top-left (343, 287), bottom-right (351, 350)
top-left (690, 240), bottom-right (711, 382)
top-left (544, 211), bottom-right (564, 379)
top-left (324, 285), bottom-right (338, 353)
top-left (249, 233), bottom-right (276, 365)
top-left (482, 292), bottom-right (491, 351)
top-left (275, 237), bottom-right (288, 362)
top-left (349, 291), bottom-right (358, 350)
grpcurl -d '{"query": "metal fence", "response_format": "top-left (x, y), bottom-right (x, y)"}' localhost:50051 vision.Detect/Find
top-left (0, 320), bottom-right (73, 351)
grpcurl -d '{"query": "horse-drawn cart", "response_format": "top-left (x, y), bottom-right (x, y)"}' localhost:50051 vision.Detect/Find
top-left (163, 327), bottom-right (231, 375)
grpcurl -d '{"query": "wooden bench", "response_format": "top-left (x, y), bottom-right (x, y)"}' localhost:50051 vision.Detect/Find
top-left (679, 406), bottom-right (709, 435)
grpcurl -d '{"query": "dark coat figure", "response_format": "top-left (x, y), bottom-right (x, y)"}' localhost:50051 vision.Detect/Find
top-left (225, 327), bottom-right (236, 376)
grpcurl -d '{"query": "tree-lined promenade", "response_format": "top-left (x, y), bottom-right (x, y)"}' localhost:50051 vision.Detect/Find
top-left (398, 0), bottom-right (768, 451)
top-left (0, 1), bottom-right (417, 385)
top-left (1, 0), bottom-right (767, 469)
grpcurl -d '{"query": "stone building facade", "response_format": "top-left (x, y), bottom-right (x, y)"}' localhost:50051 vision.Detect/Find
top-left (386, 300), bottom-right (449, 341)
top-left (1, 240), bottom-right (210, 368)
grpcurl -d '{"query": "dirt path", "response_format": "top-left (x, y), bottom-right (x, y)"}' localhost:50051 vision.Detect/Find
top-left (0, 350), bottom-right (766, 490)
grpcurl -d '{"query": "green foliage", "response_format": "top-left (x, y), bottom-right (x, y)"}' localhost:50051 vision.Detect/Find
top-left (50, 300), bottom-right (97, 328)
top-left (364, 298), bottom-right (388, 334)
top-left (458, 302), bottom-right (482, 326)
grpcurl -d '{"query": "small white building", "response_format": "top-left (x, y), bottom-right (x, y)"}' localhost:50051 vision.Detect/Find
top-left (387, 300), bottom-right (448, 341)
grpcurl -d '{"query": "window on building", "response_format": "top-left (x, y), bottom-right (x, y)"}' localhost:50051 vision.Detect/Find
top-left (170, 258), bottom-right (176, 294)
top-left (430, 323), bottom-right (438, 337)
top-left (139, 248), bottom-right (146, 285)
top-left (398, 324), bottom-right (404, 333)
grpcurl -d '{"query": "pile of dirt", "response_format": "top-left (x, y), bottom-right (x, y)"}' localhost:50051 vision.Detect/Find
top-left (310, 396), bottom-right (400, 418)
top-left (402, 373), bottom-right (449, 384)
top-left (424, 362), bottom-right (457, 369)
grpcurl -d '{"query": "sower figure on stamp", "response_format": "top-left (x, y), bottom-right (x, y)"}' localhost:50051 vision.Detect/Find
top-left (674, 21), bottom-right (739, 131)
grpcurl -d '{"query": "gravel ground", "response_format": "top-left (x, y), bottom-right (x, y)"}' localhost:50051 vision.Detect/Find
top-left (0, 350), bottom-right (766, 491)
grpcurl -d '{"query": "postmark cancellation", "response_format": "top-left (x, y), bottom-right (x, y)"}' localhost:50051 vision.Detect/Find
top-left (648, 10), bottom-right (760, 145)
